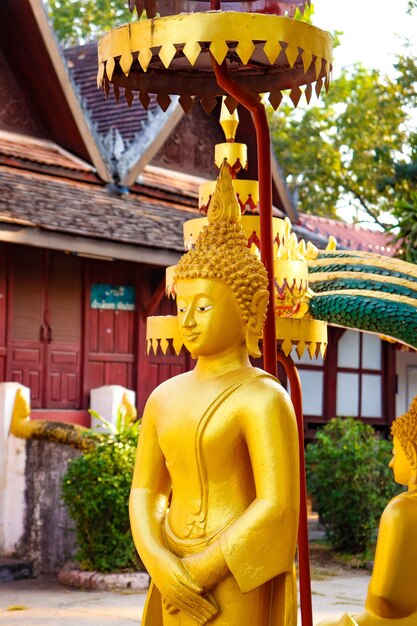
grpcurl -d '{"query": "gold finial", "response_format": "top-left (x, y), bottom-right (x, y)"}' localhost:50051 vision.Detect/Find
top-left (220, 98), bottom-right (239, 142)
top-left (208, 161), bottom-right (241, 225)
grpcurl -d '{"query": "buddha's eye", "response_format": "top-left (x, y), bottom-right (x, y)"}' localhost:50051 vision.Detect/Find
top-left (178, 307), bottom-right (187, 313)
top-left (196, 305), bottom-right (212, 312)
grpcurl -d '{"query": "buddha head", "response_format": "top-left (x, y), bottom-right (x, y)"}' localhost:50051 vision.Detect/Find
top-left (390, 396), bottom-right (417, 489)
top-left (173, 163), bottom-right (269, 359)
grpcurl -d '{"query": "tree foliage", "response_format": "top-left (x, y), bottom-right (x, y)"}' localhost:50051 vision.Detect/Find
top-left (62, 411), bottom-right (143, 572)
top-left (270, 0), bottom-right (417, 251)
top-left (269, 63), bottom-right (415, 229)
top-left (391, 192), bottom-right (417, 263)
top-left (306, 417), bottom-right (400, 556)
top-left (44, 0), bottom-right (133, 45)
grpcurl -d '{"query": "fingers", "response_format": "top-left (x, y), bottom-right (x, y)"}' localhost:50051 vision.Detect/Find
top-left (163, 589), bottom-right (218, 624)
top-left (162, 597), bottom-right (179, 615)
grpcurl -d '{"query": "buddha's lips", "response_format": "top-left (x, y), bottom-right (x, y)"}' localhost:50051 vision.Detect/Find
top-left (183, 332), bottom-right (201, 340)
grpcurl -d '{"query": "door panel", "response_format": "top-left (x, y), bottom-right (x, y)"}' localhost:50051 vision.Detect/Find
top-left (83, 260), bottom-right (137, 404)
top-left (45, 346), bottom-right (80, 407)
top-left (6, 248), bottom-right (82, 409)
top-left (45, 253), bottom-right (81, 408)
top-left (138, 290), bottom-right (193, 412)
top-left (49, 368), bottom-right (77, 404)
top-left (7, 248), bottom-right (45, 407)
top-left (0, 245), bottom-right (6, 381)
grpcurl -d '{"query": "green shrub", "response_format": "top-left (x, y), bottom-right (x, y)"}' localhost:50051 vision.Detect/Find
top-left (306, 417), bottom-right (400, 555)
top-left (62, 411), bottom-right (143, 573)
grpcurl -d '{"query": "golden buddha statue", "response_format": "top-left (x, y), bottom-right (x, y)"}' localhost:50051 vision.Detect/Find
top-left (129, 164), bottom-right (300, 626)
top-left (319, 397), bottom-right (417, 626)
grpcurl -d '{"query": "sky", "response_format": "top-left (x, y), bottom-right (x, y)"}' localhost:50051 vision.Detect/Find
top-left (312, 0), bottom-right (416, 76)
top-left (310, 1), bottom-right (416, 225)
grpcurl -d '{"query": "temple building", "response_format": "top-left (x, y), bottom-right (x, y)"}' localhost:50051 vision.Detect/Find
top-left (0, 0), bottom-right (415, 436)
top-left (1, 0), bottom-right (417, 576)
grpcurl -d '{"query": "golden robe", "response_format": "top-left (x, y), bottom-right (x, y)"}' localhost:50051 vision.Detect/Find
top-left (140, 369), bottom-right (298, 626)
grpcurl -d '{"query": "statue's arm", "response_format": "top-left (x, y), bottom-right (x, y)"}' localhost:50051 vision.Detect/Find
top-left (185, 381), bottom-right (299, 593)
top-left (220, 382), bottom-right (299, 592)
top-left (365, 496), bottom-right (409, 618)
top-left (129, 396), bottom-right (172, 566)
top-left (129, 397), bottom-right (217, 624)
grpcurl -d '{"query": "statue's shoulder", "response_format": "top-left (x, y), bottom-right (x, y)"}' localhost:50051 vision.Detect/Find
top-left (145, 370), bottom-right (194, 406)
top-left (382, 491), bottom-right (417, 527)
top-left (241, 367), bottom-right (293, 409)
top-left (248, 367), bottom-right (289, 394)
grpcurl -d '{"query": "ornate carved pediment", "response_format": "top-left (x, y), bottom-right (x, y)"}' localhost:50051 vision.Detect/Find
top-left (0, 49), bottom-right (40, 136)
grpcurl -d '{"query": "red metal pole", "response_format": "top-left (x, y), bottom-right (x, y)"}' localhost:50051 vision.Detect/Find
top-left (212, 58), bottom-right (312, 626)
top-left (278, 350), bottom-right (313, 626)
top-left (212, 59), bottom-right (277, 378)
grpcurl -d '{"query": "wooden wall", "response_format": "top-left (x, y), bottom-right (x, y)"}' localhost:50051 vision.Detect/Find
top-left (0, 244), bottom-right (6, 382)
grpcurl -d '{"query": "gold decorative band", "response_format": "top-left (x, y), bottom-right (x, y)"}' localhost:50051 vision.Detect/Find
top-left (97, 13), bottom-right (333, 110)
top-left (276, 317), bottom-right (328, 358)
top-left (182, 214), bottom-right (287, 250)
top-left (215, 143), bottom-right (248, 170)
top-left (146, 315), bottom-right (327, 359)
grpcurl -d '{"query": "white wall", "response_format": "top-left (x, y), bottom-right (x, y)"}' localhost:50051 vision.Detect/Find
top-left (0, 383), bottom-right (30, 555)
top-left (396, 349), bottom-right (417, 417)
top-left (90, 385), bottom-right (136, 432)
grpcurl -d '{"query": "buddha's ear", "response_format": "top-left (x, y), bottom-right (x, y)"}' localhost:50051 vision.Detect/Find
top-left (409, 443), bottom-right (417, 485)
top-left (245, 289), bottom-right (269, 358)
top-left (410, 443), bottom-right (417, 470)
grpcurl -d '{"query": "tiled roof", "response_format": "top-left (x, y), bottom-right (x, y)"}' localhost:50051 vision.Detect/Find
top-left (0, 130), bottom-right (95, 175)
top-left (297, 212), bottom-right (396, 257)
top-left (0, 163), bottom-right (397, 259)
top-left (139, 165), bottom-right (204, 200)
top-left (65, 43), bottom-right (161, 146)
top-left (0, 165), bottom-right (194, 252)
top-left (138, 164), bottom-right (288, 216)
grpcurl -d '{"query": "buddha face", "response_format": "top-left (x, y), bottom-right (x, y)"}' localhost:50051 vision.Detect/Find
top-left (389, 437), bottom-right (412, 486)
top-left (176, 278), bottom-right (245, 359)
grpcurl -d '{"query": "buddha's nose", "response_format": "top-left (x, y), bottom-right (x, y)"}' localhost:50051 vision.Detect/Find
top-left (182, 308), bottom-right (196, 327)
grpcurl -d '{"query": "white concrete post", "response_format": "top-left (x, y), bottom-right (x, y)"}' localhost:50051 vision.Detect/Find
top-left (0, 382), bottom-right (30, 555)
top-left (90, 385), bottom-right (136, 432)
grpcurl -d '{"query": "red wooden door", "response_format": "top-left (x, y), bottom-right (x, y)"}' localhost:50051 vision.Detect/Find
top-left (0, 244), bottom-right (8, 381)
top-left (7, 247), bottom-right (45, 406)
top-left (83, 259), bottom-right (137, 406)
top-left (6, 248), bottom-right (81, 408)
top-left (136, 269), bottom-right (193, 414)
top-left (44, 253), bottom-right (82, 408)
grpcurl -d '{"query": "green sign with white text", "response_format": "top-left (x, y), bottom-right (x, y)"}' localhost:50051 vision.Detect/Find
top-left (90, 284), bottom-right (135, 311)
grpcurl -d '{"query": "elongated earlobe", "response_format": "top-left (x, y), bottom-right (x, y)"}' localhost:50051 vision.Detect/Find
top-left (245, 290), bottom-right (269, 358)
top-left (410, 444), bottom-right (417, 485)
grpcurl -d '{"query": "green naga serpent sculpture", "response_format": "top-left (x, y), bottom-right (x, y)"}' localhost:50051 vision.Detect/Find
top-left (151, 213), bottom-right (417, 359)
top-left (308, 249), bottom-right (417, 350)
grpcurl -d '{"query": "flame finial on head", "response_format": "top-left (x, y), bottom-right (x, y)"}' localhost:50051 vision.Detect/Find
top-left (174, 159), bottom-right (268, 345)
top-left (208, 161), bottom-right (241, 226)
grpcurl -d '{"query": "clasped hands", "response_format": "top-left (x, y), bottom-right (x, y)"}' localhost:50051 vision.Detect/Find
top-left (157, 546), bottom-right (228, 625)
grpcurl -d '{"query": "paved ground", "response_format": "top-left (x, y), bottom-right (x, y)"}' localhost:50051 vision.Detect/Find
top-left (310, 573), bottom-right (371, 623)
top-left (0, 570), bottom-right (371, 625)
top-left (0, 577), bottom-right (145, 625)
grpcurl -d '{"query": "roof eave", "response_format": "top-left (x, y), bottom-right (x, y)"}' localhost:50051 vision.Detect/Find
top-left (26, 0), bottom-right (112, 182)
